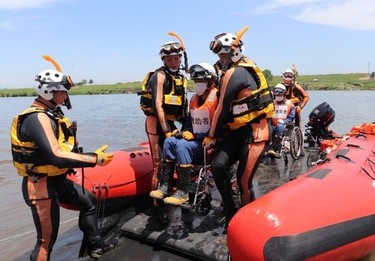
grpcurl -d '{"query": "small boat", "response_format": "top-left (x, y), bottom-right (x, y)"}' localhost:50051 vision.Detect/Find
top-left (61, 142), bottom-right (153, 211)
top-left (227, 123), bottom-right (375, 260)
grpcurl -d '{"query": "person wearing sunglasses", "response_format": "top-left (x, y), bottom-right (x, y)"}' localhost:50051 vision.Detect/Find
top-left (10, 68), bottom-right (115, 260)
top-left (203, 32), bottom-right (274, 229)
top-left (150, 63), bottom-right (218, 206)
top-left (140, 41), bottom-right (188, 217)
top-left (266, 83), bottom-right (296, 158)
top-left (282, 69), bottom-right (309, 127)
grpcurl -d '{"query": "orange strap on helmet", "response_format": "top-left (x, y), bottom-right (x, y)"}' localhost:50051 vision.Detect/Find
top-left (232, 26), bottom-right (249, 52)
top-left (168, 31), bottom-right (188, 73)
top-left (168, 32), bottom-right (186, 51)
top-left (292, 64), bottom-right (298, 77)
top-left (42, 55), bottom-right (62, 72)
top-left (42, 54), bottom-right (74, 87)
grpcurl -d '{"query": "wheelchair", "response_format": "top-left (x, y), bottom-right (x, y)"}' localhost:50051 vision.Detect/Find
top-left (185, 147), bottom-right (238, 216)
top-left (279, 123), bottom-right (304, 165)
top-left (187, 154), bottom-right (215, 216)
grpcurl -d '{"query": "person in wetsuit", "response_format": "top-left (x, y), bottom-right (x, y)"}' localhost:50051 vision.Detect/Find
top-left (282, 68), bottom-right (309, 127)
top-left (149, 62), bottom-right (218, 205)
top-left (203, 32), bottom-right (275, 227)
top-left (10, 68), bottom-right (114, 260)
top-left (140, 41), bottom-right (188, 213)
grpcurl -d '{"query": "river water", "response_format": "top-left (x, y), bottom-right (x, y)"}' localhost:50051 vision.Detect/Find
top-left (0, 91), bottom-right (374, 260)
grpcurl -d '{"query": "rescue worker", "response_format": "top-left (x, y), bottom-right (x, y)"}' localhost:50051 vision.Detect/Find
top-left (282, 68), bottom-right (309, 127)
top-left (139, 41), bottom-right (188, 212)
top-left (266, 83), bottom-right (296, 158)
top-left (10, 68), bottom-right (114, 260)
top-left (149, 63), bottom-right (218, 205)
top-left (203, 32), bottom-right (274, 227)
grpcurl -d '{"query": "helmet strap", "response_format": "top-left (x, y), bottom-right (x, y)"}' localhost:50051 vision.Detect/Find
top-left (35, 97), bottom-right (54, 108)
top-left (63, 96), bottom-right (72, 110)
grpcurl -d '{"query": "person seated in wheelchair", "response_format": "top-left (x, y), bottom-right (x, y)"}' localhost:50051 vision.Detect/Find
top-left (266, 83), bottom-right (296, 158)
top-left (149, 62), bottom-right (219, 206)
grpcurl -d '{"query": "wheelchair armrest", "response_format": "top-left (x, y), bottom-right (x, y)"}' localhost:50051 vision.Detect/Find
top-left (285, 122), bottom-right (295, 128)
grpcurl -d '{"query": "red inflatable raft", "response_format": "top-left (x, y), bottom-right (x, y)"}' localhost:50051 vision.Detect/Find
top-left (227, 123), bottom-right (375, 260)
top-left (62, 142), bottom-right (153, 210)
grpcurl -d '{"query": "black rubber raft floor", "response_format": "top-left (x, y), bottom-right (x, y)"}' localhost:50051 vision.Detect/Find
top-left (120, 203), bottom-right (229, 261)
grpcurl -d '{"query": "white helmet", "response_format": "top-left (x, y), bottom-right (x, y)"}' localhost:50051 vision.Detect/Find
top-left (35, 69), bottom-right (74, 100)
top-left (209, 33), bottom-right (244, 63)
top-left (282, 69), bottom-right (295, 87)
top-left (282, 69), bottom-right (295, 80)
top-left (189, 62), bottom-right (217, 81)
top-left (274, 83), bottom-right (287, 94)
top-left (159, 41), bottom-right (184, 57)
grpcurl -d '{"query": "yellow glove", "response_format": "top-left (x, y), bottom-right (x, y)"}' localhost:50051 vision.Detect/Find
top-left (165, 132), bottom-right (172, 138)
top-left (202, 137), bottom-right (216, 148)
top-left (171, 129), bottom-right (180, 136)
top-left (182, 131), bottom-right (194, 141)
top-left (95, 145), bottom-right (114, 166)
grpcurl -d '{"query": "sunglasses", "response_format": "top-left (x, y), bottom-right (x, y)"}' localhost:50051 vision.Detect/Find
top-left (61, 75), bottom-right (74, 90)
top-left (209, 41), bottom-right (232, 54)
top-left (283, 73), bottom-right (294, 78)
top-left (189, 65), bottom-right (209, 79)
top-left (161, 42), bottom-right (182, 51)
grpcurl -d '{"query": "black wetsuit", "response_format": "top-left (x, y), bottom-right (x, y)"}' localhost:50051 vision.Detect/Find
top-left (208, 64), bottom-right (271, 220)
top-left (16, 106), bottom-right (101, 261)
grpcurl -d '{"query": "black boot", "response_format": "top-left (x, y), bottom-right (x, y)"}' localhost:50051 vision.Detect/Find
top-left (266, 135), bottom-right (282, 158)
top-left (79, 212), bottom-right (116, 259)
top-left (150, 161), bottom-right (175, 199)
top-left (164, 165), bottom-right (193, 205)
top-left (214, 173), bottom-right (237, 226)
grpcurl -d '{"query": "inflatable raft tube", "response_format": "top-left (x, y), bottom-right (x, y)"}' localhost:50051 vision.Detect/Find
top-left (61, 142), bottom-right (153, 210)
top-left (227, 123), bottom-right (375, 260)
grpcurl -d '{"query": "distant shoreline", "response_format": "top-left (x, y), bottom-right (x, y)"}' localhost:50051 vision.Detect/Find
top-left (0, 73), bottom-right (374, 97)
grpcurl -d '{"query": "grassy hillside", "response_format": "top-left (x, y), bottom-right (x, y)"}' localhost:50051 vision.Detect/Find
top-left (0, 73), bottom-right (374, 97)
top-left (269, 73), bottom-right (375, 90)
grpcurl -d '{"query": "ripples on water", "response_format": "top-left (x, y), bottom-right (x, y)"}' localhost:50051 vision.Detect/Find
top-left (1, 91), bottom-right (374, 162)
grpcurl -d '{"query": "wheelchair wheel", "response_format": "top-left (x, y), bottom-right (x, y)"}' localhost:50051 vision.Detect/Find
top-left (195, 193), bottom-right (212, 216)
top-left (290, 126), bottom-right (303, 160)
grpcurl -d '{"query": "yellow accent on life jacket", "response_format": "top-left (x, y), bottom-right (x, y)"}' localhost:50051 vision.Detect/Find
top-left (11, 107), bottom-right (76, 177)
top-left (138, 67), bottom-right (187, 121)
top-left (227, 61), bottom-right (275, 130)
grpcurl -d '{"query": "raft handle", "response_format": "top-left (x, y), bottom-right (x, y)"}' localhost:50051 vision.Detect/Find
top-left (347, 143), bottom-right (360, 148)
top-left (355, 133), bottom-right (367, 139)
top-left (335, 154), bottom-right (352, 162)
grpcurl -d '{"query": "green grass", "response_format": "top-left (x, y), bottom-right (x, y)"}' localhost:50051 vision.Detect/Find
top-left (0, 73), bottom-right (374, 97)
top-left (269, 73), bottom-right (375, 90)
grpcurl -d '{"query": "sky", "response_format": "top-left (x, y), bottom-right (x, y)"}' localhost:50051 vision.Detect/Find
top-left (0, 0), bottom-right (374, 88)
